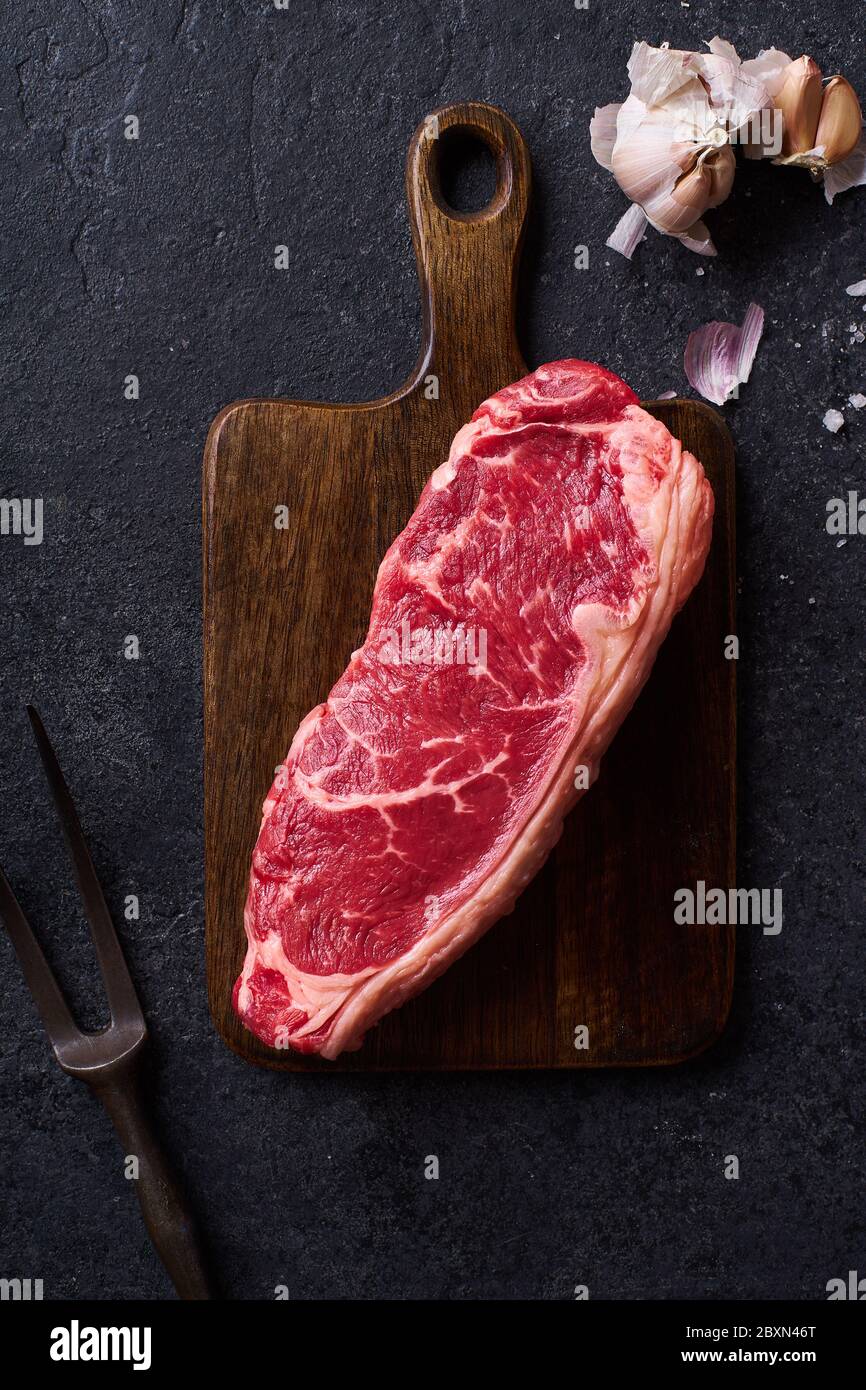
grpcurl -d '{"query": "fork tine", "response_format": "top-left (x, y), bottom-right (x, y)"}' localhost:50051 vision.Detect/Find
top-left (26, 706), bottom-right (143, 1027)
top-left (0, 864), bottom-right (82, 1053)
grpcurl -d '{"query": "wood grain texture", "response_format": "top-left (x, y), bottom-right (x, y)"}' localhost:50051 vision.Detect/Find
top-left (202, 102), bottom-right (735, 1072)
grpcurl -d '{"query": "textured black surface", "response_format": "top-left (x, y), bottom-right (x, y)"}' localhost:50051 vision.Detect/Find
top-left (2, 1), bottom-right (864, 1301)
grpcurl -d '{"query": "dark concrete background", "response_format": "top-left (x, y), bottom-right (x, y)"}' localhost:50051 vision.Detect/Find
top-left (2, 0), bottom-right (863, 1301)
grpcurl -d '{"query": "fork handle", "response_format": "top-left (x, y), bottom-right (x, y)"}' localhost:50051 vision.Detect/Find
top-left (93, 1063), bottom-right (217, 1300)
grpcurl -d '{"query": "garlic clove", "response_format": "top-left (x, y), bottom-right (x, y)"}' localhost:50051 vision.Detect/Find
top-left (665, 148), bottom-right (735, 233)
top-left (777, 56), bottom-right (824, 156)
top-left (697, 145), bottom-right (736, 207)
top-left (815, 76), bottom-right (863, 166)
top-left (677, 219), bottom-right (717, 257)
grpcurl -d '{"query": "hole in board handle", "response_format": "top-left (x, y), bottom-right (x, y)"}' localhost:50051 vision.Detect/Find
top-left (430, 125), bottom-right (510, 221)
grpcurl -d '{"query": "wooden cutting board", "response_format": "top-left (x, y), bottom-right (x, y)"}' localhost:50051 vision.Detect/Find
top-left (203, 101), bottom-right (735, 1071)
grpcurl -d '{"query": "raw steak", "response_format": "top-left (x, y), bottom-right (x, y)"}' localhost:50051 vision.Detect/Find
top-left (234, 360), bottom-right (714, 1058)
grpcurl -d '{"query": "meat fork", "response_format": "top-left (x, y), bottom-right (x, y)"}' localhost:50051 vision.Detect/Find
top-left (0, 707), bottom-right (216, 1300)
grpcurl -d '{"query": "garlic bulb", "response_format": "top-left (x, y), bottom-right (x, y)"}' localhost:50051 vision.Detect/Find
top-left (591, 39), bottom-right (772, 257)
top-left (609, 100), bottom-right (736, 238)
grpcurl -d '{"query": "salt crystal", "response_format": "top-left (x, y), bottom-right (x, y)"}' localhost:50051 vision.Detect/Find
top-left (823, 409), bottom-right (845, 433)
top-left (849, 393), bottom-right (866, 409)
top-left (846, 280), bottom-right (866, 296)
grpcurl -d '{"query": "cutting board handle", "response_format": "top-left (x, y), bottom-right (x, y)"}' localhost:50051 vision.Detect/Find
top-left (405, 102), bottom-right (531, 385)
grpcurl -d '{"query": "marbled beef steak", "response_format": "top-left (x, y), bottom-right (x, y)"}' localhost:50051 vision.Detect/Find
top-left (234, 360), bottom-right (714, 1058)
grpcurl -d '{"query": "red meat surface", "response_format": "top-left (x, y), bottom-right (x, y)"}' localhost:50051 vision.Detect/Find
top-left (234, 361), bottom-right (714, 1058)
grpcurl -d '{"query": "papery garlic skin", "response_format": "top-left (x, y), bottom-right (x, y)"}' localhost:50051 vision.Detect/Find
top-left (590, 102), bottom-right (621, 171)
top-left (739, 48), bottom-right (793, 157)
top-left (824, 130), bottom-right (866, 203)
top-left (605, 203), bottom-right (649, 260)
top-left (684, 303), bottom-right (765, 406)
top-left (740, 47), bottom-right (794, 99)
